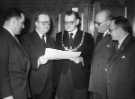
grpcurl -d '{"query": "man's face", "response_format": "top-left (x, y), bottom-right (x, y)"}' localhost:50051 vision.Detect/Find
top-left (95, 12), bottom-right (110, 33)
top-left (35, 14), bottom-right (50, 35)
top-left (14, 14), bottom-right (25, 35)
top-left (64, 14), bottom-right (78, 32)
top-left (110, 21), bottom-right (120, 40)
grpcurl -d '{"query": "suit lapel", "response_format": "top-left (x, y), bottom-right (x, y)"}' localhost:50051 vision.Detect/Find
top-left (108, 35), bottom-right (134, 66)
top-left (72, 30), bottom-right (83, 49)
top-left (33, 31), bottom-right (46, 48)
top-left (62, 30), bottom-right (83, 50)
top-left (7, 31), bottom-right (30, 72)
top-left (119, 35), bottom-right (133, 52)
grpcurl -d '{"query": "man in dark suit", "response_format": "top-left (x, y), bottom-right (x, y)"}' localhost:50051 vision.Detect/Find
top-left (0, 8), bottom-right (30, 99)
top-left (20, 11), bottom-right (55, 99)
top-left (106, 16), bottom-right (135, 99)
top-left (90, 16), bottom-right (135, 99)
top-left (55, 10), bottom-right (94, 99)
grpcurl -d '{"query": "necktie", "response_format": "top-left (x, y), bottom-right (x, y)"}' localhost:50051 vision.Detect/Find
top-left (112, 40), bottom-right (119, 50)
top-left (69, 33), bottom-right (73, 49)
top-left (41, 35), bottom-right (46, 46)
top-left (96, 33), bottom-right (103, 44)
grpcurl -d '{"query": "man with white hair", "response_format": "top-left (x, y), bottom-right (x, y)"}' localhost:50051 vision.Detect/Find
top-left (94, 9), bottom-right (112, 43)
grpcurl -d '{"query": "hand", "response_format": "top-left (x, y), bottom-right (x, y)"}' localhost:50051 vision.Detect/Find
top-left (70, 57), bottom-right (84, 66)
top-left (37, 55), bottom-right (48, 68)
top-left (3, 96), bottom-right (14, 99)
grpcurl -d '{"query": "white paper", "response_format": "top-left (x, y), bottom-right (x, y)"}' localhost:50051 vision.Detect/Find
top-left (44, 48), bottom-right (81, 60)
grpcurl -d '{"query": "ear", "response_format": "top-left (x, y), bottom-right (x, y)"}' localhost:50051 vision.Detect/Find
top-left (75, 19), bottom-right (80, 26)
top-left (35, 21), bottom-right (38, 27)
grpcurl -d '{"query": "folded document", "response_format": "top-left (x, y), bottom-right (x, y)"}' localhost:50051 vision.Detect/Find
top-left (44, 48), bottom-right (81, 60)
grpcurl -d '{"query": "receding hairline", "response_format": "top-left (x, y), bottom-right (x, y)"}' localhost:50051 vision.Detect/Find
top-left (96, 9), bottom-right (112, 20)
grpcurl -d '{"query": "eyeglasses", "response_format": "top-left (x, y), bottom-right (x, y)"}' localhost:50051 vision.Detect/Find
top-left (37, 21), bottom-right (51, 25)
top-left (64, 21), bottom-right (75, 25)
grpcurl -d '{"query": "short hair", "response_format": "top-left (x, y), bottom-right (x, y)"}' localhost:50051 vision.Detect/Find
top-left (30, 11), bottom-right (53, 35)
top-left (112, 16), bottom-right (132, 35)
top-left (65, 10), bottom-right (81, 28)
top-left (65, 10), bottom-right (81, 20)
top-left (3, 8), bottom-right (24, 22)
top-left (33, 11), bottom-right (50, 22)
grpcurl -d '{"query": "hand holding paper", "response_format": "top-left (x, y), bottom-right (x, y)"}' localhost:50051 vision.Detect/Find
top-left (37, 48), bottom-right (81, 67)
top-left (44, 48), bottom-right (81, 60)
top-left (69, 57), bottom-right (84, 66)
top-left (37, 55), bottom-right (48, 68)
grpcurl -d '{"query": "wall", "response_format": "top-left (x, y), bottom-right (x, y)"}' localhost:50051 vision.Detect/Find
top-left (0, 0), bottom-right (135, 35)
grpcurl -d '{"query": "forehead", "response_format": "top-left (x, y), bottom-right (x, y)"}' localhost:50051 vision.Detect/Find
top-left (95, 12), bottom-right (107, 23)
top-left (38, 14), bottom-right (50, 21)
top-left (64, 14), bottom-right (76, 21)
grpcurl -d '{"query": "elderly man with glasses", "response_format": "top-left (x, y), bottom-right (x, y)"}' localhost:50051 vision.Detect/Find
top-left (20, 11), bottom-right (55, 99)
top-left (55, 10), bottom-right (94, 99)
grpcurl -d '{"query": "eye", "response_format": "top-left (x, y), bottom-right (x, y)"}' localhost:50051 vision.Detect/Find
top-left (64, 21), bottom-right (75, 25)
top-left (94, 21), bottom-right (101, 26)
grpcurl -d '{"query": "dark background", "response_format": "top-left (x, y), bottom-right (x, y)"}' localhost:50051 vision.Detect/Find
top-left (0, 0), bottom-right (134, 35)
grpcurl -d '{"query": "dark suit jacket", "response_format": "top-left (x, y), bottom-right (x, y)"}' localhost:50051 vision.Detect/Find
top-left (89, 35), bottom-right (114, 99)
top-left (105, 35), bottom-right (135, 99)
top-left (20, 31), bottom-right (55, 95)
top-left (0, 27), bottom-right (30, 99)
top-left (90, 35), bottom-right (135, 99)
top-left (55, 30), bottom-right (94, 89)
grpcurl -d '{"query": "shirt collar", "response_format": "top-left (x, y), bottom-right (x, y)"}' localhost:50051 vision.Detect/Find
top-left (68, 28), bottom-right (78, 38)
top-left (3, 26), bottom-right (15, 37)
top-left (118, 33), bottom-right (128, 49)
top-left (36, 29), bottom-right (45, 39)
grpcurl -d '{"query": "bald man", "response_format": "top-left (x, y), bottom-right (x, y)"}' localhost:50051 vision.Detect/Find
top-left (20, 11), bottom-right (55, 99)
top-left (94, 9), bottom-right (112, 44)
top-left (88, 10), bottom-right (115, 99)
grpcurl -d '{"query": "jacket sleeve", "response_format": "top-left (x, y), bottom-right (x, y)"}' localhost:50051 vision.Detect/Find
top-left (82, 33), bottom-right (95, 71)
top-left (0, 35), bottom-right (13, 98)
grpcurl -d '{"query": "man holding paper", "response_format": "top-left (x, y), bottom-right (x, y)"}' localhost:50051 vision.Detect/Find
top-left (20, 11), bottom-right (55, 99)
top-left (55, 10), bottom-right (94, 99)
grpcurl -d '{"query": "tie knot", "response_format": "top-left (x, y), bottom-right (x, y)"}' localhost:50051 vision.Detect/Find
top-left (69, 33), bottom-right (73, 38)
